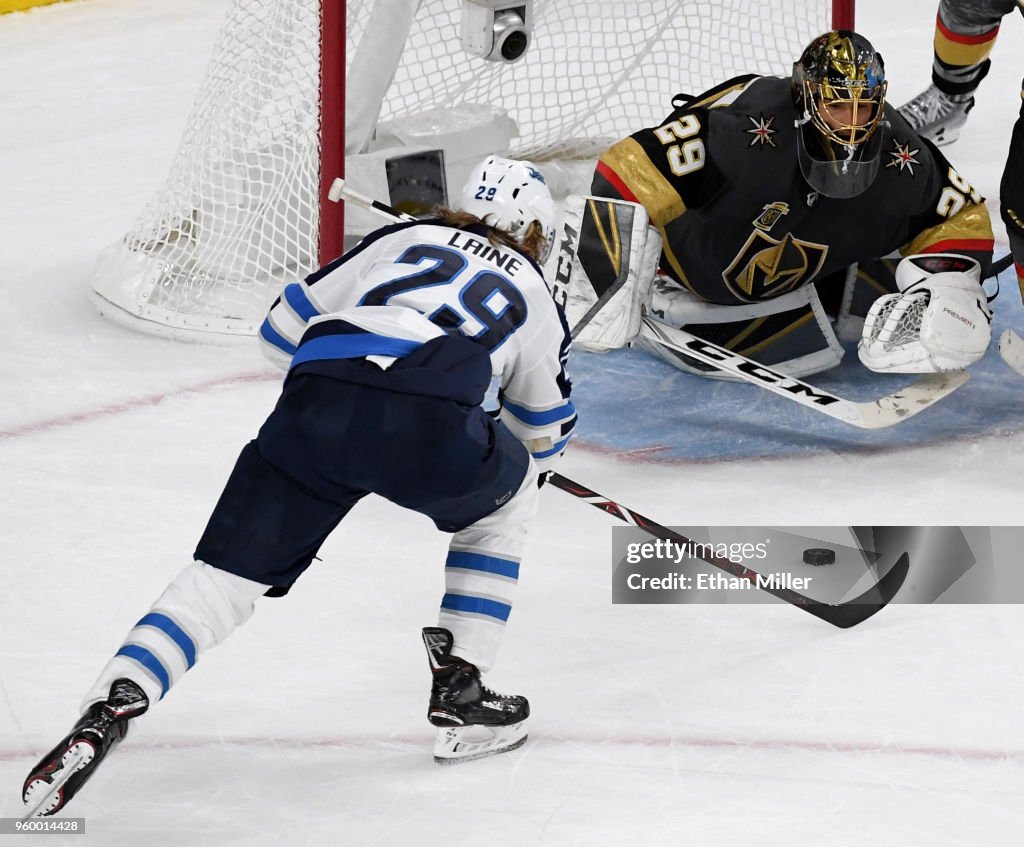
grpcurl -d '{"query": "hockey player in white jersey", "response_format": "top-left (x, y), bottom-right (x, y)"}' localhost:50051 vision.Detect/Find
top-left (23, 156), bottom-right (575, 817)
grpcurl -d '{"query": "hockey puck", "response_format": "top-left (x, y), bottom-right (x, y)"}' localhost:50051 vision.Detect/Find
top-left (802, 547), bottom-right (836, 566)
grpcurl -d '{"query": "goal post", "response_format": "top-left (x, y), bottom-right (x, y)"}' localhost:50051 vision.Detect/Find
top-left (320, 0), bottom-right (345, 266)
top-left (91, 0), bottom-right (855, 342)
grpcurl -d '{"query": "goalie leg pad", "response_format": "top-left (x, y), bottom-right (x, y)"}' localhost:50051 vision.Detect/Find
top-left (545, 195), bottom-right (661, 351)
top-left (833, 259), bottom-right (903, 342)
top-left (639, 280), bottom-right (844, 379)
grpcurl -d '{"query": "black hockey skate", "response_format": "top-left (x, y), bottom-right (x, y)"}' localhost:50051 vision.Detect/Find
top-left (421, 627), bottom-right (529, 764)
top-left (22, 678), bottom-right (149, 817)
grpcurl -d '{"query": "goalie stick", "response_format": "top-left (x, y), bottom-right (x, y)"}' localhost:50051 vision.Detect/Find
top-left (546, 472), bottom-right (910, 629)
top-left (638, 318), bottom-right (969, 430)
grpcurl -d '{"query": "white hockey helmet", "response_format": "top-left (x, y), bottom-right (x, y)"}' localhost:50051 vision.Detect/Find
top-left (459, 155), bottom-right (556, 262)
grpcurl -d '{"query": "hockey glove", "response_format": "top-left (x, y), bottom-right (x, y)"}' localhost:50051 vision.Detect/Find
top-left (858, 254), bottom-right (990, 373)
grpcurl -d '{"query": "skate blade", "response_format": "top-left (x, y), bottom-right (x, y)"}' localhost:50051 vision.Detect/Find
top-left (432, 720), bottom-right (528, 765)
top-left (22, 741), bottom-right (95, 819)
top-left (929, 125), bottom-right (961, 147)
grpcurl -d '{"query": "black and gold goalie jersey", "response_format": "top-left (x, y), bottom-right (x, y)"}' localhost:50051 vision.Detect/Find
top-left (592, 75), bottom-right (994, 306)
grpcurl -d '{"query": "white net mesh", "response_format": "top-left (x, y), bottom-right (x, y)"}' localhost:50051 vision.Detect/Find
top-left (355, 1), bottom-right (835, 161)
top-left (92, 0), bottom-right (839, 340)
top-left (92, 0), bottom-right (322, 338)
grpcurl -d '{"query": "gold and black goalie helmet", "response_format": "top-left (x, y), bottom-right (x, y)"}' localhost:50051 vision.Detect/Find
top-left (791, 31), bottom-right (888, 199)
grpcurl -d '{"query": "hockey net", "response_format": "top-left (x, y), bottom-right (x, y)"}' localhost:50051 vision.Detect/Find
top-left (91, 0), bottom-right (851, 341)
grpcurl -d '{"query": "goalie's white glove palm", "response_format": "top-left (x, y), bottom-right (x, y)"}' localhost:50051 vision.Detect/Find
top-left (858, 254), bottom-right (991, 373)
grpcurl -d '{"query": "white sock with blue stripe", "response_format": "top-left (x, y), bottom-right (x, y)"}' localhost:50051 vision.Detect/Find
top-left (438, 471), bottom-right (538, 672)
top-left (80, 561), bottom-right (269, 712)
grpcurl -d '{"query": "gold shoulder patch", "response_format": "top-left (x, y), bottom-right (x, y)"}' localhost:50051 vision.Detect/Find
top-left (601, 138), bottom-right (686, 227)
top-left (901, 202), bottom-right (994, 257)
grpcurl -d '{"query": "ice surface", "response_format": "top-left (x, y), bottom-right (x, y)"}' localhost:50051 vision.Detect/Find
top-left (1, 1), bottom-right (1022, 844)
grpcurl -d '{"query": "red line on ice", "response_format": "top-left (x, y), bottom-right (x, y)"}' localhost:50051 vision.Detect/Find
top-left (3, 732), bottom-right (1021, 764)
top-left (0, 372), bottom-right (279, 441)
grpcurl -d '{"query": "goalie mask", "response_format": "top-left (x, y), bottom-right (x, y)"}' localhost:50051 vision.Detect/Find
top-left (459, 155), bottom-right (556, 263)
top-left (792, 31), bottom-right (888, 199)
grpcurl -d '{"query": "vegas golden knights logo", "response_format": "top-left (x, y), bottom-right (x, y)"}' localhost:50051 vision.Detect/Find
top-left (723, 229), bottom-right (828, 300)
top-left (752, 202), bottom-right (789, 232)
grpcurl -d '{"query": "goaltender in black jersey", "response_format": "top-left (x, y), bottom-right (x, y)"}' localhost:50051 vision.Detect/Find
top-left (587, 30), bottom-right (996, 378)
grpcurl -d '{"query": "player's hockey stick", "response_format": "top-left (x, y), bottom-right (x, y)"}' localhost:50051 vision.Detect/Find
top-left (998, 329), bottom-right (1024, 376)
top-left (546, 472), bottom-right (910, 629)
top-left (328, 179), bottom-right (413, 221)
top-left (638, 318), bottom-right (969, 430)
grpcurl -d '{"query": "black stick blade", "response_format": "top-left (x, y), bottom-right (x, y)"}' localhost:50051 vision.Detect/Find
top-left (547, 472), bottom-right (909, 629)
top-left (810, 552), bottom-right (910, 629)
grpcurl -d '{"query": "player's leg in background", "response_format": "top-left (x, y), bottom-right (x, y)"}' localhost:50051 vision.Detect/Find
top-left (364, 391), bottom-right (536, 670)
top-left (1000, 78), bottom-right (1024, 297)
top-left (899, 0), bottom-right (1017, 145)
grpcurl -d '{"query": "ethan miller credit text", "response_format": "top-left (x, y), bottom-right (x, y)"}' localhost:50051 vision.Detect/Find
top-left (626, 572), bottom-right (812, 591)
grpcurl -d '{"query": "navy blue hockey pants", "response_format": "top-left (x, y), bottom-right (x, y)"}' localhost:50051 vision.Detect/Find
top-left (193, 372), bottom-right (530, 592)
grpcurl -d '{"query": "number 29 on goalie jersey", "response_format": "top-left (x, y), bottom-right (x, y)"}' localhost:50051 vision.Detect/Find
top-left (259, 219), bottom-right (577, 471)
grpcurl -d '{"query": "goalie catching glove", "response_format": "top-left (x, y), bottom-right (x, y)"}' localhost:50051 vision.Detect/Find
top-left (858, 253), bottom-right (991, 373)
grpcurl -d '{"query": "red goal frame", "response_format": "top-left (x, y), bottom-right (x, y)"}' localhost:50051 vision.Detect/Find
top-left (319, 0), bottom-right (856, 264)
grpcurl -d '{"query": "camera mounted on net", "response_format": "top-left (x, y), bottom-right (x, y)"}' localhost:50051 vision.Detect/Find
top-left (461, 1), bottom-right (533, 64)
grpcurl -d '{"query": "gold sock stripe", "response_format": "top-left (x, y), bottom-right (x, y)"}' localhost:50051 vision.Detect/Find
top-left (856, 267), bottom-right (895, 296)
top-left (934, 19), bottom-right (1000, 67)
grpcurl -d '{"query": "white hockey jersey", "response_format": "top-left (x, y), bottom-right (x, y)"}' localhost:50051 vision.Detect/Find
top-left (259, 219), bottom-right (575, 471)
